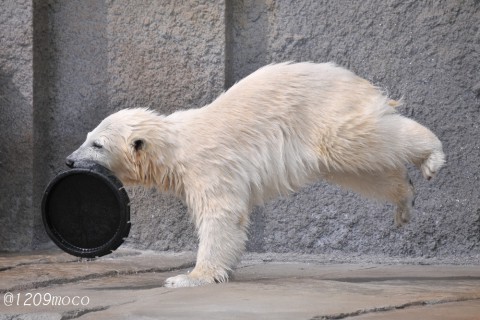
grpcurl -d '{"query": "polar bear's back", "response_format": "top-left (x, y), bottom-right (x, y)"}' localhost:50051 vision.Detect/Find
top-left (176, 62), bottom-right (399, 203)
top-left (203, 62), bottom-right (392, 139)
top-left (217, 62), bottom-right (387, 113)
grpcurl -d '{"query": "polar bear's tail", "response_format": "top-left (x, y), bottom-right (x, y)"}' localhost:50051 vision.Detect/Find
top-left (387, 99), bottom-right (401, 108)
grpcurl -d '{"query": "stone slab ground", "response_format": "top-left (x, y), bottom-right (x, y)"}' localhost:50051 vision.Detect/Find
top-left (1, 250), bottom-right (479, 319)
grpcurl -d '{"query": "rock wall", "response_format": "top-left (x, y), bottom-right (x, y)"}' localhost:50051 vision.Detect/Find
top-left (0, 0), bottom-right (34, 250)
top-left (1, 0), bottom-right (479, 259)
top-left (230, 0), bottom-right (480, 258)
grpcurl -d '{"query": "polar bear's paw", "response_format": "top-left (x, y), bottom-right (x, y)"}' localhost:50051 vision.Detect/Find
top-left (394, 205), bottom-right (411, 227)
top-left (164, 274), bottom-right (214, 288)
top-left (421, 150), bottom-right (445, 181)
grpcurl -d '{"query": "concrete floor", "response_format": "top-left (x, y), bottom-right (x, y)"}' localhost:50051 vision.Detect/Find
top-left (1, 250), bottom-right (479, 320)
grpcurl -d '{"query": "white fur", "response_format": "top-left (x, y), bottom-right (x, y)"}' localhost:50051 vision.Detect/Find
top-left (66, 62), bottom-right (445, 288)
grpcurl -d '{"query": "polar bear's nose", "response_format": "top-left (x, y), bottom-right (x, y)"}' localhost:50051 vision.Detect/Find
top-left (65, 158), bottom-right (75, 168)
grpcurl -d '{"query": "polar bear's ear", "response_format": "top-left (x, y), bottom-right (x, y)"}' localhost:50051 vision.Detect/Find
top-left (133, 139), bottom-right (145, 151)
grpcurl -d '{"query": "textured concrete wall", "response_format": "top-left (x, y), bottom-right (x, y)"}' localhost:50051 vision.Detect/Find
top-left (1, 0), bottom-right (479, 259)
top-left (232, 0), bottom-right (480, 257)
top-left (0, 0), bottom-right (34, 250)
top-left (32, 0), bottom-right (109, 248)
top-left (107, 0), bottom-right (225, 251)
top-left (29, 0), bottom-right (224, 252)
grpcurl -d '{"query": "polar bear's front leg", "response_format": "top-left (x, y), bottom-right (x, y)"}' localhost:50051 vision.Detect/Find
top-left (163, 272), bottom-right (214, 288)
top-left (165, 213), bottom-right (248, 288)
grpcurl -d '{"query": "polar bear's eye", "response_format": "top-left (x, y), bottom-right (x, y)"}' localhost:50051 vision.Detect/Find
top-left (133, 139), bottom-right (144, 151)
top-left (92, 141), bottom-right (103, 149)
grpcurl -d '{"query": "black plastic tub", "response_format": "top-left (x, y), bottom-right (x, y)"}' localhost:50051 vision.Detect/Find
top-left (42, 162), bottom-right (131, 258)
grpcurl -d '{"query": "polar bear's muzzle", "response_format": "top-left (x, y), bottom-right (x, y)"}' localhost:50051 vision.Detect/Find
top-left (65, 157), bottom-right (75, 168)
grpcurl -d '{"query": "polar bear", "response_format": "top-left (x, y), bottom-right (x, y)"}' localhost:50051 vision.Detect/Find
top-left (66, 62), bottom-right (445, 288)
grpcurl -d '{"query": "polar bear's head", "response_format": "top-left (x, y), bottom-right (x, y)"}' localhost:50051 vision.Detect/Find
top-left (66, 108), bottom-right (176, 187)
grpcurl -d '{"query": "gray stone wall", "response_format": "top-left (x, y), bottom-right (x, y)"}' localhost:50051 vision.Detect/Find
top-left (231, 0), bottom-right (480, 258)
top-left (32, 0), bottom-right (110, 247)
top-left (1, 0), bottom-right (479, 259)
top-left (107, 0), bottom-right (225, 252)
top-left (0, 0), bottom-right (34, 250)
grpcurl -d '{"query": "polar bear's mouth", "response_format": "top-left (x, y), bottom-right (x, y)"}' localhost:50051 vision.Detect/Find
top-left (66, 159), bottom-right (95, 169)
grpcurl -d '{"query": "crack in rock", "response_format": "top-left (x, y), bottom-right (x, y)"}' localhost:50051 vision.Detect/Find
top-left (0, 261), bottom-right (194, 294)
top-left (59, 299), bottom-right (136, 320)
top-left (0, 314), bottom-right (60, 320)
top-left (0, 266), bottom-right (14, 272)
top-left (60, 305), bottom-right (110, 320)
top-left (310, 296), bottom-right (480, 320)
